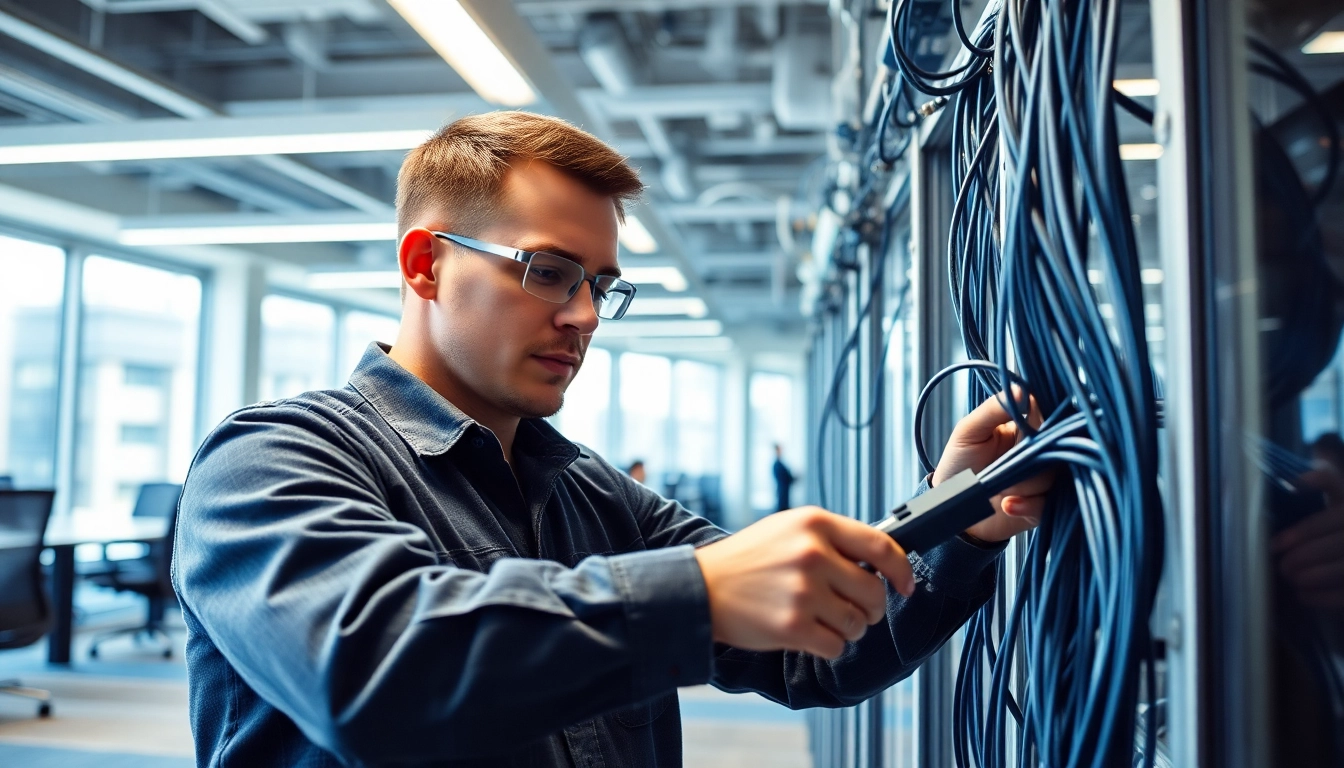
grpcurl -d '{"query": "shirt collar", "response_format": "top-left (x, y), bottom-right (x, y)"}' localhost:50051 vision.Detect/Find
top-left (349, 342), bottom-right (578, 463)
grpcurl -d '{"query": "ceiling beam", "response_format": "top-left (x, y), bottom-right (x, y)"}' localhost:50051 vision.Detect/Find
top-left (0, 4), bottom-right (393, 214)
top-left (516, 0), bottom-right (825, 14)
top-left (581, 83), bottom-right (774, 119)
top-left (0, 109), bottom-right (447, 162)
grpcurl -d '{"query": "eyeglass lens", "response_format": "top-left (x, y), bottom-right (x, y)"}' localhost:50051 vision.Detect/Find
top-left (522, 252), bottom-right (633, 320)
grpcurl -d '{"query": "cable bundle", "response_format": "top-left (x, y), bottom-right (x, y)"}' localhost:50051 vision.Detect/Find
top-left (889, 0), bottom-right (1165, 766)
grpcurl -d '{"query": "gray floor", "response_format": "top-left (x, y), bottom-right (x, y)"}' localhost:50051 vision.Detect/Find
top-left (0, 585), bottom-right (811, 767)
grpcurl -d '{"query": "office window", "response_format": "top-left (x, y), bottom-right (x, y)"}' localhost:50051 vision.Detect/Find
top-left (671, 360), bottom-right (721, 475)
top-left (73, 256), bottom-right (202, 516)
top-left (0, 235), bottom-right (65, 488)
top-left (554, 346), bottom-right (612, 457)
top-left (340, 310), bottom-right (400, 383)
top-left (259, 295), bottom-right (335, 401)
top-left (620, 353), bottom-right (672, 483)
top-left (749, 371), bottom-right (797, 514)
top-left (124, 363), bottom-right (170, 388)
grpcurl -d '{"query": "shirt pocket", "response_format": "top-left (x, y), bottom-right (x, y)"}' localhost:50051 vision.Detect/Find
top-left (613, 692), bottom-right (676, 728)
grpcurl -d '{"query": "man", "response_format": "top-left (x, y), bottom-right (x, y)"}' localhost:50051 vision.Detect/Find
top-left (173, 112), bottom-right (1047, 768)
top-left (772, 443), bottom-right (794, 512)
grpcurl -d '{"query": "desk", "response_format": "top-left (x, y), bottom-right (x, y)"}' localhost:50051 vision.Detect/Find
top-left (43, 516), bottom-right (170, 664)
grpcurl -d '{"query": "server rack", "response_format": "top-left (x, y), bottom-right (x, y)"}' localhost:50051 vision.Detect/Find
top-left (802, 0), bottom-right (1343, 765)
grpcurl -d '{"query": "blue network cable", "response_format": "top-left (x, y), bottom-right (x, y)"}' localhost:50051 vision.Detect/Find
top-left (884, 0), bottom-right (1165, 766)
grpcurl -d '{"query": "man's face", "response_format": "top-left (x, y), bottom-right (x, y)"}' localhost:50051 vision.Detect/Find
top-left (426, 160), bottom-right (620, 421)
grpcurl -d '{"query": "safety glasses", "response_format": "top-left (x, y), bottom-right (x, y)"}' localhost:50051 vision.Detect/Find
top-left (432, 232), bottom-right (637, 320)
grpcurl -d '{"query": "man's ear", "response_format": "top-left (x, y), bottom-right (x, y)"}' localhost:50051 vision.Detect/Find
top-left (399, 228), bottom-right (439, 301)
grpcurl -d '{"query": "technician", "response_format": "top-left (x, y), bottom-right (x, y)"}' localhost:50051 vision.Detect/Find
top-left (172, 111), bottom-right (1048, 768)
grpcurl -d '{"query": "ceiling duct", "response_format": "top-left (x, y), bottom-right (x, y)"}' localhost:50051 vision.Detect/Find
top-left (579, 12), bottom-right (695, 201)
top-left (771, 11), bottom-right (832, 131)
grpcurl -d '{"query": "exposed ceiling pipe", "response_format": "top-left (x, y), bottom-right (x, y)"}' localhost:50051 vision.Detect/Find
top-left (516, 0), bottom-right (825, 14)
top-left (77, 0), bottom-right (269, 46)
top-left (0, 4), bottom-right (391, 214)
top-left (578, 13), bottom-right (696, 201)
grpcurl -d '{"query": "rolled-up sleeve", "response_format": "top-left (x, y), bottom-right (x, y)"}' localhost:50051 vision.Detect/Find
top-left (172, 406), bottom-right (714, 764)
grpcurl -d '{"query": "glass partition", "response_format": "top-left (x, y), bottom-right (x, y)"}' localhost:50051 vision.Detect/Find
top-left (259, 295), bottom-right (336, 402)
top-left (72, 256), bottom-right (201, 516)
top-left (0, 235), bottom-right (65, 489)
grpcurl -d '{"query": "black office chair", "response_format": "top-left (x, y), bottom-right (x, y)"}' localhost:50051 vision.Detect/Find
top-left (82, 482), bottom-right (182, 579)
top-left (0, 489), bottom-right (56, 717)
top-left (0, 476), bottom-right (13, 489)
top-left (88, 490), bottom-right (180, 659)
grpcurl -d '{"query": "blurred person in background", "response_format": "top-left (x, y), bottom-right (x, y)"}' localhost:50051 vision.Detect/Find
top-left (772, 443), bottom-right (795, 513)
top-left (626, 459), bottom-right (647, 485)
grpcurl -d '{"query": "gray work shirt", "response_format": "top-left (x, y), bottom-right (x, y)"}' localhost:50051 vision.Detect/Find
top-left (172, 342), bottom-right (1003, 767)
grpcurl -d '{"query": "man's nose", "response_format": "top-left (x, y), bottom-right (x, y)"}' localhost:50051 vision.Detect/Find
top-left (556, 280), bottom-right (600, 333)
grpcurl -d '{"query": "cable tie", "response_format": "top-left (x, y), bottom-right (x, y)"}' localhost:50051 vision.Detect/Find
top-left (873, 469), bottom-right (995, 554)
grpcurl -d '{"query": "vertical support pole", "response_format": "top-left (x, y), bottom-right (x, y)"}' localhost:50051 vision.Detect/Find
top-left (52, 248), bottom-right (84, 518)
top-left (1153, 0), bottom-right (1266, 765)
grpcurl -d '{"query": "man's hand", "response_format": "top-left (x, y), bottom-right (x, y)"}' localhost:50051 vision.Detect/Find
top-left (1274, 465), bottom-right (1344, 612)
top-left (694, 508), bottom-right (916, 660)
top-left (932, 391), bottom-right (1053, 543)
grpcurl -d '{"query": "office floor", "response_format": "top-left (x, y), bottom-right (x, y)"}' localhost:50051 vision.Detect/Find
top-left (0, 586), bottom-right (811, 767)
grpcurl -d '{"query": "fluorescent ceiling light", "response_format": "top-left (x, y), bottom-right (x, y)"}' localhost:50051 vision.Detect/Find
top-left (386, 0), bottom-right (536, 106)
top-left (1304, 30), bottom-right (1344, 54)
top-left (0, 131), bottom-right (432, 165)
top-left (620, 266), bottom-right (688, 292)
top-left (307, 270), bottom-right (403, 290)
top-left (1113, 78), bottom-right (1159, 97)
top-left (618, 215), bottom-right (659, 254)
top-left (120, 222), bottom-right (397, 246)
top-left (1120, 143), bottom-right (1163, 161)
top-left (624, 297), bottom-right (708, 318)
top-left (596, 319), bottom-right (722, 338)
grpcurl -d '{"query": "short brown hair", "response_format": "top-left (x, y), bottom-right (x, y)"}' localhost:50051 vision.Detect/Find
top-left (395, 111), bottom-right (644, 240)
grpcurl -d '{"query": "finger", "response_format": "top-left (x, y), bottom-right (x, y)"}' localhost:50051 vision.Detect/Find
top-left (1001, 495), bottom-right (1046, 519)
top-left (825, 556), bottom-right (889, 623)
top-left (1281, 560), bottom-right (1344, 590)
top-left (800, 622), bottom-right (848, 659)
top-left (1271, 510), bottom-right (1344, 554)
top-left (1000, 469), bottom-right (1054, 499)
top-left (820, 515), bottom-right (916, 596)
top-left (953, 390), bottom-right (1026, 445)
top-left (1300, 467), bottom-right (1344, 501)
top-left (1277, 530), bottom-right (1344, 575)
top-left (815, 592), bottom-right (871, 643)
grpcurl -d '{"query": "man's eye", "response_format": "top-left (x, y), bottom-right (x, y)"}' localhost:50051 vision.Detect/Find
top-left (528, 266), bottom-right (564, 285)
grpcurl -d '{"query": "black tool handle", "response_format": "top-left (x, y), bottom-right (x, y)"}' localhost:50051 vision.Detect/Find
top-left (873, 469), bottom-right (995, 554)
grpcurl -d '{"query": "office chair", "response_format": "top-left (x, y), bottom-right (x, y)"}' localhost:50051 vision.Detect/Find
top-left (0, 476), bottom-right (13, 489)
top-left (88, 488), bottom-right (180, 660)
top-left (82, 482), bottom-right (182, 578)
top-left (0, 489), bottom-right (56, 717)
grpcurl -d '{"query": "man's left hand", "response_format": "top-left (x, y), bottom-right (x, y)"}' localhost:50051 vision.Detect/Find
top-left (931, 391), bottom-right (1053, 544)
top-left (1274, 465), bottom-right (1344, 612)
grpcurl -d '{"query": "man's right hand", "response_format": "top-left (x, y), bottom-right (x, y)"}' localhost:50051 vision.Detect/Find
top-left (693, 508), bottom-right (916, 660)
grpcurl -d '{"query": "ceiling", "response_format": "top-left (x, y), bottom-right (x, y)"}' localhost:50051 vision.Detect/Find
top-left (0, 0), bottom-right (837, 342)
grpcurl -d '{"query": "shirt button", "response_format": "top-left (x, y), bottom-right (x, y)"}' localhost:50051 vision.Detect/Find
top-left (472, 437), bottom-right (484, 448)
